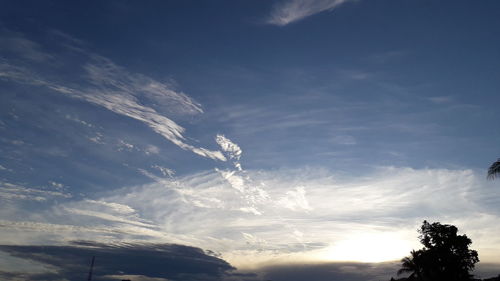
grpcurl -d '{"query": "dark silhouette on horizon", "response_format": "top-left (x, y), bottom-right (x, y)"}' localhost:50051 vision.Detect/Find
top-left (488, 159), bottom-right (500, 180)
top-left (393, 220), bottom-right (479, 281)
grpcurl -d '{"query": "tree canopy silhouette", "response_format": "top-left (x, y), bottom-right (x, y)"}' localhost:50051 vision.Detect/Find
top-left (488, 159), bottom-right (500, 180)
top-left (397, 220), bottom-right (479, 281)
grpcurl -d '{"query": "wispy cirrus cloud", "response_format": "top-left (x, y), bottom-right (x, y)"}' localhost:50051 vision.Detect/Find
top-left (0, 181), bottom-right (71, 202)
top-left (62, 201), bottom-right (155, 229)
top-left (25, 166), bottom-right (491, 268)
top-left (2, 165), bottom-right (500, 268)
top-left (0, 30), bottom-right (226, 161)
top-left (267, 0), bottom-right (352, 26)
top-left (0, 28), bottom-right (53, 62)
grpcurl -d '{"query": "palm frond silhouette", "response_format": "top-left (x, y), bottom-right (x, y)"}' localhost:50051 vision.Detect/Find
top-left (397, 250), bottom-right (423, 280)
top-left (488, 159), bottom-right (500, 180)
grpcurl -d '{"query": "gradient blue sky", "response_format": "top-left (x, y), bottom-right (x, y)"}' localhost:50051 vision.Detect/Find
top-left (1, 1), bottom-right (500, 280)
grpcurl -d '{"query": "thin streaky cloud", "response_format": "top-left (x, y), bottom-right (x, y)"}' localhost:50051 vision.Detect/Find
top-left (82, 200), bottom-right (137, 215)
top-left (0, 29), bottom-right (53, 62)
top-left (0, 182), bottom-right (71, 202)
top-left (0, 31), bottom-right (226, 161)
top-left (92, 166), bottom-right (500, 267)
top-left (0, 219), bottom-right (176, 244)
top-left (0, 220), bottom-right (121, 236)
top-left (62, 207), bottom-right (156, 228)
top-left (2, 166), bottom-right (500, 267)
top-left (84, 55), bottom-right (204, 116)
top-left (268, 0), bottom-right (352, 26)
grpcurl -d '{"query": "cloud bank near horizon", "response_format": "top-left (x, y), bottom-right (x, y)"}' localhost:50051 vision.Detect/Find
top-left (0, 241), bottom-right (236, 281)
top-left (2, 165), bottom-right (500, 269)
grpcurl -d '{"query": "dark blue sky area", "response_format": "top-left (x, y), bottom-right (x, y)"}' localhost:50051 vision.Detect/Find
top-left (1, 0), bottom-right (499, 182)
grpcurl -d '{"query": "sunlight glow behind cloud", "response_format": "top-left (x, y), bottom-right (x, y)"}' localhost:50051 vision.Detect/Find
top-left (2, 166), bottom-right (500, 268)
top-left (321, 233), bottom-right (413, 262)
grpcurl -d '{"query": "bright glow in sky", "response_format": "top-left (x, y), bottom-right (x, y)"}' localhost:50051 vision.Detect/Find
top-left (1, 1), bottom-right (500, 281)
top-left (322, 233), bottom-right (414, 263)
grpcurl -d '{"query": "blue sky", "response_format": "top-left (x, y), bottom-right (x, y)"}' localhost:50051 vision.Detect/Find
top-left (1, 1), bottom-right (500, 280)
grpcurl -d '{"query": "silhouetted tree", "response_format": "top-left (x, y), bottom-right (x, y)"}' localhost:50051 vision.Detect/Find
top-left (488, 159), bottom-right (500, 180)
top-left (397, 221), bottom-right (479, 281)
top-left (397, 250), bottom-right (424, 280)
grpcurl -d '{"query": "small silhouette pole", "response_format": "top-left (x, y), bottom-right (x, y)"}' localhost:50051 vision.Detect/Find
top-left (87, 256), bottom-right (95, 281)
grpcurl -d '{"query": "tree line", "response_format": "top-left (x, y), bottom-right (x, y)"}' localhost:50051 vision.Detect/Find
top-left (390, 221), bottom-right (499, 281)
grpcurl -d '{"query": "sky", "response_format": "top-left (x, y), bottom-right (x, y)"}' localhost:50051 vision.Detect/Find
top-left (1, 0), bottom-right (500, 280)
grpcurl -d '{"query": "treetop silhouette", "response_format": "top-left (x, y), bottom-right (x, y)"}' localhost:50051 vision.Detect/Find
top-left (396, 220), bottom-right (479, 281)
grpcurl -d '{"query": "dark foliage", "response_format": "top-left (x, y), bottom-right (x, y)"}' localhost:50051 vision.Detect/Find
top-left (396, 221), bottom-right (479, 281)
top-left (487, 159), bottom-right (500, 180)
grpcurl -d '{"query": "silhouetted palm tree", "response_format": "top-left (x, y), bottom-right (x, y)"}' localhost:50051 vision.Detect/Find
top-left (397, 250), bottom-right (423, 280)
top-left (488, 159), bottom-right (500, 180)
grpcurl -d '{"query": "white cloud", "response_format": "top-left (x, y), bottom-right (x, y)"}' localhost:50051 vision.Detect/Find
top-left (64, 114), bottom-right (94, 127)
top-left (62, 207), bottom-right (155, 228)
top-left (216, 135), bottom-right (242, 161)
top-left (268, 0), bottom-right (351, 26)
top-left (1, 167), bottom-right (499, 267)
top-left (88, 132), bottom-right (105, 144)
top-left (278, 186), bottom-right (311, 211)
top-left (138, 168), bottom-right (165, 182)
top-left (216, 134), bottom-right (243, 171)
top-left (84, 55), bottom-right (203, 116)
top-left (117, 139), bottom-right (135, 151)
top-left (0, 32), bottom-right (226, 161)
top-left (83, 199), bottom-right (137, 215)
top-left (145, 144), bottom-right (161, 155)
top-left (48, 181), bottom-right (63, 188)
top-left (239, 207), bottom-right (262, 216)
top-left (41, 166), bottom-right (493, 268)
top-left (80, 57), bottom-right (226, 160)
top-left (2, 29), bottom-right (499, 271)
top-left (0, 164), bottom-right (12, 172)
top-left (152, 165), bottom-right (175, 177)
top-left (0, 182), bottom-right (71, 202)
top-left (0, 219), bottom-right (175, 246)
